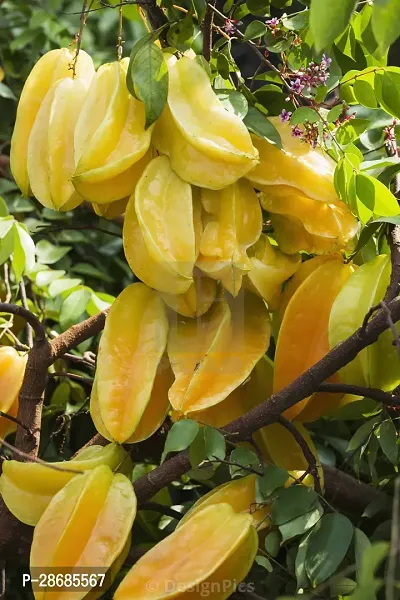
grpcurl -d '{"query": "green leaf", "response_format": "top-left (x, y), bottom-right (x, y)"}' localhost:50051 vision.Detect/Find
top-left (305, 513), bottom-right (353, 586)
top-left (336, 118), bottom-right (369, 145)
top-left (243, 20), bottom-right (267, 41)
top-left (330, 578), bottom-right (357, 596)
top-left (347, 417), bottom-right (378, 453)
top-left (295, 531), bottom-right (313, 589)
top-left (350, 542), bottom-right (389, 600)
top-left (279, 503), bottom-right (323, 542)
top-left (127, 40), bottom-right (168, 129)
top-left (327, 104), bottom-right (343, 123)
top-left (255, 555), bottom-right (273, 571)
top-left (282, 10), bottom-right (309, 30)
top-left (203, 426), bottom-right (226, 461)
top-left (35, 269), bottom-right (66, 288)
top-left (71, 262), bottom-right (113, 283)
top-left (36, 239), bottom-right (71, 265)
top-left (246, 0), bottom-right (270, 17)
top-left (167, 13), bottom-right (194, 51)
top-left (290, 106), bottom-right (320, 125)
top-left (59, 287), bottom-right (91, 330)
top-left (371, 0), bottom-right (400, 54)
top-left (356, 173), bottom-right (400, 219)
top-left (12, 223), bottom-right (35, 281)
top-left (271, 486), bottom-right (318, 526)
top-left (374, 68), bottom-right (400, 119)
top-left (161, 420), bottom-right (199, 463)
top-left (376, 419), bottom-right (398, 465)
top-left (255, 466), bottom-right (289, 502)
top-left (264, 530), bottom-right (281, 557)
top-left (310, 0), bottom-right (357, 53)
top-left (354, 527), bottom-right (371, 578)
top-left (244, 107), bottom-right (282, 148)
top-left (229, 447), bottom-right (259, 477)
top-left (354, 77), bottom-right (377, 109)
top-left (189, 429), bottom-right (206, 469)
top-left (0, 223), bottom-right (15, 266)
top-left (0, 198), bottom-right (8, 218)
top-left (215, 90), bottom-right (248, 119)
top-left (48, 278), bottom-right (82, 298)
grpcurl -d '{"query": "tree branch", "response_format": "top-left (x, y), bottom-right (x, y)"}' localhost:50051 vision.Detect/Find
top-left (133, 297), bottom-right (400, 503)
top-left (317, 382), bottom-right (400, 405)
top-left (50, 310), bottom-right (107, 361)
top-left (202, 0), bottom-right (216, 61)
top-left (276, 416), bottom-right (322, 494)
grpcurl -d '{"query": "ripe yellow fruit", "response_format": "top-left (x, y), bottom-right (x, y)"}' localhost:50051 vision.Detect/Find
top-left (92, 283), bottom-right (168, 443)
top-left (274, 257), bottom-right (354, 421)
top-left (11, 48), bottom-right (94, 200)
top-left (196, 180), bottom-right (262, 296)
top-left (161, 270), bottom-right (217, 318)
top-left (123, 156), bottom-right (200, 295)
top-left (244, 235), bottom-right (301, 311)
top-left (0, 443), bottom-right (132, 526)
top-left (167, 291), bottom-right (271, 416)
top-left (115, 503), bottom-right (258, 600)
top-left (260, 186), bottom-right (359, 255)
top-left (168, 55), bottom-right (258, 165)
top-left (30, 465), bottom-right (136, 600)
top-left (178, 474), bottom-right (270, 529)
top-left (246, 118), bottom-right (338, 203)
top-left (153, 107), bottom-right (258, 189)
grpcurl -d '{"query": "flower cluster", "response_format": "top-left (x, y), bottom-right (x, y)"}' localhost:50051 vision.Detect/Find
top-left (224, 18), bottom-right (241, 35)
top-left (289, 54), bottom-right (332, 95)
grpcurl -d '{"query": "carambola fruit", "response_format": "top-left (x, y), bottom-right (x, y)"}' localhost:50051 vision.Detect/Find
top-left (123, 157), bottom-right (200, 294)
top-left (91, 283), bottom-right (168, 443)
top-left (167, 291), bottom-right (271, 416)
top-left (167, 55), bottom-right (258, 165)
top-left (196, 180), bottom-right (262, 296)
top-left (0, 443), bottom-right (131, 526)
top-left (30, 465), bottom-right (136, 600)
top-left (274, 256), bottom-right (354, 421)
top-left (244, 235), bottom-right (301, 311)
top-left (73, 58), bottom-right (153, 204)
top-left (10, 48), bottom-right (94, 198)
top-left (153, 107), bottom-right (257, 190)
top-left (114, 503), bottom-right (258, 600)
top-left (329, 254), bottom-right (400, 391)
top-left (161, 270), bottom-right (217, 318)
top-left (246, 118), bottom-right (338, 203)
top-left (260, 186), bottom-right (359, 255)
top-left (0, 346), bottom-right (27, 439)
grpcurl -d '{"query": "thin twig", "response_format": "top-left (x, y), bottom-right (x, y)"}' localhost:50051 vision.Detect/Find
top-left (0, 437), bottom-right (84, 474)
top-left (0, 303), bottom-right (46, 342)
top-left (277, 416), bottom-right (322, 494)
top-left (380, 301), bottom-right (400, 360)
top-left (3, 264), bottom-right (11, 303)
top-left (317, 382), bottom-right (400, 406)
top-left (50, 372), bottom-right (94, 387)
top-left (70, 0), bottom-right (89, 78)
top-left (62, 352), bottom-right (96, 368)
top-left (202, 0), bottom-right (216, 61)
top-left (117, 3), bottom-right (124, 60)
top-left (0, 412), bottom-right (32, 436)
top-left (19, 280), bottom-right (33, 348)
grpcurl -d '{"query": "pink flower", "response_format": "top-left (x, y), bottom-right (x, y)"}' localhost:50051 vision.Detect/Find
top-left (279, 109), bottom-right (292, 123)
top-left (291, 125), bottom-right (303, 138)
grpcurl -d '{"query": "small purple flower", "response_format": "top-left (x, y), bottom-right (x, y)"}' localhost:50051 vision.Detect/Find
top-left (224, 18), bottom-right (240, 35)
top-left (266, 17), bottom-right (279, 27)
top-left (291, 125), bottom-right (303, 138)
top-left (290, 78), bottom-right (305, 94)
top-left (279, 109), bottom-right (292, 123)
top-left (321, 53), bottom-right (332, 69)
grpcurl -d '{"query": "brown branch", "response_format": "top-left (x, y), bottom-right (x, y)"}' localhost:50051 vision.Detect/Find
top-left (202, 0), bottom-right (216, 61)
top-left (19, 280), bottom-right (32, 348)
top-left (276, 416), bottom-right (321, 494)
top-left (50, 372), bottom-right (94, 387)
top-left (0, 303), bottom-right (46, 342)
top-left (0, 412), bottom-right (32, 436)
top-left (317, 382), bottom-right (400, 405)
top-left (133, 297), bottom-right (400, 504)
top-left (50, 310), bottom-right (107, 361)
